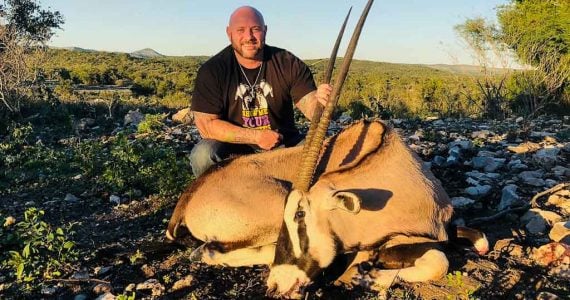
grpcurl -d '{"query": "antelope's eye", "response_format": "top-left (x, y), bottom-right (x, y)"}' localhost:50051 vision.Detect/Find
top-left (295, 210), bottom-right (305, 219)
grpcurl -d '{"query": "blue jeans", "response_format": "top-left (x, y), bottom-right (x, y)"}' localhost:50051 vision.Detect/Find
top-left (189, 139), bottom-right (256, 177)
top-left (189, 134), bottom-right (305, 178)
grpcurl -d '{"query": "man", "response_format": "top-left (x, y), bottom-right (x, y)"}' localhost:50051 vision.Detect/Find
top-left (190, 6), bottom-right (332, 177)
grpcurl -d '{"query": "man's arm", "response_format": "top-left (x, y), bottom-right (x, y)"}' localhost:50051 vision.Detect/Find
top-left (193, 111), bottom-right (282, 150)
top-left (295, 83), bottom-right (332, 120)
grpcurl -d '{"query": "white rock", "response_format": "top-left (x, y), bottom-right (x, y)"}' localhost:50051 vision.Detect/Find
top-left (64, 193), bottom-right (79, 202)
top-left (93, 283), bottom-right (112, 295)
top-left (124, 110), bottom-right (145, 127)
top-left (521, 209), bottom-right (562, 226)
top-left (451, 197), bottom-right (476, 208)
top-left (530, 131), bottom-right (555, 138)
top-left (471, 130), bottom-right (491, 139)
top-left (549, 222), bottom-right (570, 243)
top-left (74, 294), bottom-right (89, 300)
top-left (477, 150), bottom-right (497, 157)
top-left (449, 140), bottom-right (473, 150)
top-left (172, 275), bottom-right (194, 291)
top-left (552, 166), bottom-right (570, 177)
top-left (41, 286), bottom-right (57, 295)
top-left (518, 170), bottom-right (546, 186)
top-left (433, 120), bottom-right (445, 126)
top-left (536, 292), bottom-right (560, 300)
top-left (507, 142), bottom-right (541, 154)
top-left (109, 195), bottom-right (121, 205)
top-left (95, 292), bottom-right (116, 300)
top-left (498, 185), bottom-right (522, 211)
top-left (432, 156), bottom-right (446, 167)
top-left (465, 185), bottom-right (492, 199)
top-left (526, 217), bottom-right (548, 234)
top-left (466, 177), bottom-right (480, 186)
top-left (71, 270), bottom-right (90, 280)
top-left (172, 108), bottom-right (193, 124)
top-left (94, 266), bottom-right (113, 276)
top-left (136, 279), bottom-right (165, 296)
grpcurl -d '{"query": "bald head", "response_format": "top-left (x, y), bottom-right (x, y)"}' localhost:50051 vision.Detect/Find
top-left (229, 6), bottom-right (265, 27)
top-left (226, 6), bottom-right (267, 64)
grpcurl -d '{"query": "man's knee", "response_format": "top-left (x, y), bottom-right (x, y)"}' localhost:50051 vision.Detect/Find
top-left (190, 139), bottom-right (222, 177)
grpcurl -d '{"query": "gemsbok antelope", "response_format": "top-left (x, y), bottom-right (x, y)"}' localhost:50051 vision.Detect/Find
top-left (166, 0), bottom-right (488, 298)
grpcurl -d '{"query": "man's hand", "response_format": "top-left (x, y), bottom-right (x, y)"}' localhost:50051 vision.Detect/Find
top-left (256, 130), bottom-right (283, 150)
top-left (315, 83), bottom-right (332, 107)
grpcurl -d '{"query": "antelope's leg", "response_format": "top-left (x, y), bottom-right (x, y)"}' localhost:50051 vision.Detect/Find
top-left (363, 249), bottom-right (449, 290)
top-left (197, 243), bottom-right (276, 267)
top-left (334, 250), bottom-right (374, 286)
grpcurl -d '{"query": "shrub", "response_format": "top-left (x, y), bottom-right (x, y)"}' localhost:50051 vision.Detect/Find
top-left (102, 133), bottom-right (192, 196)
top-left (137, 113), bottom-right (167, 134)
top-left (0, 208), bottom-right (78, 287)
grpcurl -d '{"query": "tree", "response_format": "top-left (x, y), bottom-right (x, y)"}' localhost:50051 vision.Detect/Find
top-left (0, 0), bottom-right (63, 114)
top-left (497, 0), bottom-right (569, 114)
top-left (455, 18), bottom-right (511, 119)
top-left (456, 0), bottom-right (569, 117)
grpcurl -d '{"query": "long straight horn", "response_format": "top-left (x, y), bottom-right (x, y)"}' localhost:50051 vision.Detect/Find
top-left (295, 0), bottom-right (374, 192)
top-left (304, 7), bottom-right (352, 148)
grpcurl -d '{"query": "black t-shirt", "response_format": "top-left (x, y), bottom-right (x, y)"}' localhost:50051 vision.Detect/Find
top-left (191, 45), bottom-right (316, 145)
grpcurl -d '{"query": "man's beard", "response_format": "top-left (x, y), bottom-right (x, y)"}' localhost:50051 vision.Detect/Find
top-left (232, 40), bottom-right (264, 60)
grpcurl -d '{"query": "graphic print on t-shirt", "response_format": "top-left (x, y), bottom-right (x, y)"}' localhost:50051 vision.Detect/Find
top-left (235, 79), bottom-right (273, 130)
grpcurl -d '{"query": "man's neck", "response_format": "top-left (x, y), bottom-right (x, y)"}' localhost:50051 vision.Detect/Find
top-left (234, 50), bottom-right (264, 69)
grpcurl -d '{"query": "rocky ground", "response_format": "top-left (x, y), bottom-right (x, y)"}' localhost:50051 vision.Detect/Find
top-left (1, 110), bottom-right (569, 299)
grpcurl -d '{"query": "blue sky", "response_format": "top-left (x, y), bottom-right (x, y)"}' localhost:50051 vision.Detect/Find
top-left (44, 0), bottom-right (510, 65)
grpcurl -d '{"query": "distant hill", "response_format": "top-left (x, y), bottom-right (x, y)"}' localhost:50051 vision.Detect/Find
top-left (129, 48), bottom-right (164, 59)
top-left (50, 46), bottom-right (97, 53)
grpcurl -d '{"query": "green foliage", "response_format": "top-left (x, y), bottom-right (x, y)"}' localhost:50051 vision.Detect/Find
top-left (137, 113), bottom-right (166, 134)
top-left (1, 0), bottom-right (64, 43)
top-left (346, 99), bottom-right (373, 119)
top-left (42, 49), bottom-right (201, 108)
top-left (0, 123), bottom-right (73, 191)
top-left (117, 292), bottom-right (136, 300)
top-left (0, 0), bottom-right (64, 114)
top-left (71, 139), bottom-right (104, 178)
top-left (454, 0), bottom-right (570, 117)
top-left (129, 249), bottom-right (145, 265)
top-left (445, 271), bottom-right (476, 300)
top-left (0, 208), bottom-right (78, 285)
top-left (101, 133), bottom-right (192, 196)
top-left (499, 0), bottom-right (570, 110)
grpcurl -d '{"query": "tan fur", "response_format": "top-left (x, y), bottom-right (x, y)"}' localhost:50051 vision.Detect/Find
top-left (200, 244), bottom-right (275, 267)
top-left (270, 121), bottom-right (453, 294)
top-left (312, 122), bottom-right (451, 250)
top-left (362, 249), bottom-right (449, 289)
top-left (166, 121), bottom-right (387, 266)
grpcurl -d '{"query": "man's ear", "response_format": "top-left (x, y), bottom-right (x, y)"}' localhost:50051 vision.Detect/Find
top-left (226, 26), bottom-right (231, 41)
top-left (325, 191), bottom-right (361, 214)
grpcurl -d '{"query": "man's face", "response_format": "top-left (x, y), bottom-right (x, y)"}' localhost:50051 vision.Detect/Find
top-left (227, 12), bottom-right (266, 61)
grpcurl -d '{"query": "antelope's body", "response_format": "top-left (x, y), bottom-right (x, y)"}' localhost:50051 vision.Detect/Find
top-left (267, 121), bottom-right (455, 297)
top-left (166, 123), bottom-right (386, 266)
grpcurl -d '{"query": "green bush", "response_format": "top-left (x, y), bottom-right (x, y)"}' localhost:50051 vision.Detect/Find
top-left (137, 113), bottom-right (167, 134)
top-left (346, 99), bottom-right (373, 119)
top-left (102, 133), bottom-right (192, 196)
top-left (0, 208), bottom-right (78, 286)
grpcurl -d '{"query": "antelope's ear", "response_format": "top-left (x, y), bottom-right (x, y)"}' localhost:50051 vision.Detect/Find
top-left (326, 191), bottom-right (361, 214)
